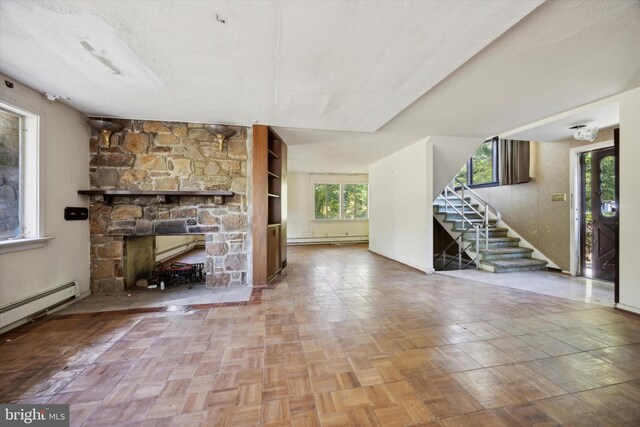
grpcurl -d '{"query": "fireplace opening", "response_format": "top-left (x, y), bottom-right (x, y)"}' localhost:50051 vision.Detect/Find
top-left (125, 234), bottom-right (206, 290)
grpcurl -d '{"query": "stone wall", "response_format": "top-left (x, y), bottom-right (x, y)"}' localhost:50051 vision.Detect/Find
top-left (88, 120), bottom-right (250, 293)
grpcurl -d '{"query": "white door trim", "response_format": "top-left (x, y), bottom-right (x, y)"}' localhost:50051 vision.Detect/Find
top-left (569, 139), bottom-right (614, 276)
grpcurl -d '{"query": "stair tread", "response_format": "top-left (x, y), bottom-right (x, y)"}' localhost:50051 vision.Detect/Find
top-left (479, 247), bottom-right (533, 254)
top-left (439, 213), bottom-right (485, 217)
top-left (460, 226), bottom-right (507, 231)
top-left (435, 196), bottom-right (471, 200)
top-left (463, 237), bottom-right (519, 242)
top-left (480, 258), bottom-right (547, 267)
top-left (435, 207), bottom-right (481, 211)
top-left (445, 219), bottom-right (496, 224)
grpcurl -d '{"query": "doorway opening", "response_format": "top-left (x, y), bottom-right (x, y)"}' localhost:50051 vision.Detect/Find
top-left (570, 130), bottom-right (619, 301)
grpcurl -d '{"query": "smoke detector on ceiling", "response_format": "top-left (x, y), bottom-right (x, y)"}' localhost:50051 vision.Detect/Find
top-left (570, 124), bottom-right (599, 142)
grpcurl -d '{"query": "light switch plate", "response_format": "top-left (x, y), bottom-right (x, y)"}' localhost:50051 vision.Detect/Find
top-left (551, 193), bottom-right (567, 202)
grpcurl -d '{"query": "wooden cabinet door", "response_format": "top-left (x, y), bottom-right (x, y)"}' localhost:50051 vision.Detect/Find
top-left (267, 225), bottom-right (281, 279)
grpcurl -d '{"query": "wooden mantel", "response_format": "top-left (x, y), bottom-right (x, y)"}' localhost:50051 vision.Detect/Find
top-left (78, 189), bottom-right (235, 205)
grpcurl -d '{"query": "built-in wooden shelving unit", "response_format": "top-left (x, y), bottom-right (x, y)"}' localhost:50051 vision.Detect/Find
top-left (252, 125), bottom-right (287, 285)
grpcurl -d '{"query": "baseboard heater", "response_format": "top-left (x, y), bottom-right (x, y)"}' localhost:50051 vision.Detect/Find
top-left (0, 281), bottom-right (77, 329)
top-left (288, 235), bottom-right (369, 245)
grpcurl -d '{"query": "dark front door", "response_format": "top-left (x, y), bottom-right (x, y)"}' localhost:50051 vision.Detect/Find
top-left (589, 146), bottom-right (618, 282)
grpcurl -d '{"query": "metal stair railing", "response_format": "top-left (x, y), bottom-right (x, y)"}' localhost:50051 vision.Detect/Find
top-left (455, 178), bottom-right (501, 251)
top-left (433, 180), bottom-right (502, 270)
top-left (434, 186), bottom-right (483, 270)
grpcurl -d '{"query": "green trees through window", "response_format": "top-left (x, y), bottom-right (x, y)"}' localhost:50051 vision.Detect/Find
top-left (455, 138), bottom-right (498, 187)
top-left (599, 155), bottom-right (616, 217)
top-left (314, 183), bottom-right (368, 220)
top-left (314, 184), bottom-right (340, 220)
top-left (343, 184), bottom-right (368, 220)
top-left (0, 109), bottom-right (21, 239)
top-left (472, 141), bottom-right (495, 184)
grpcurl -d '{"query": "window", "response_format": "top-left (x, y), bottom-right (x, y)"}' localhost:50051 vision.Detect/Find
top-left (0, 101), bottom-right (41, 245)
top-left (455, 137), bottom-right (499, 188)
top-left (343, 184), bottom-right (368, 220)
top-left (314, 184), bottom-right (340, 220)
top-left (599, 155), bottom-right (616, 217)
top-left (314, 183), bottom-right (368, 220)
top-left (0, 108), bottom-right (21, 239)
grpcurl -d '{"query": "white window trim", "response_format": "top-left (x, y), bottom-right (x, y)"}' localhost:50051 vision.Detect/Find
top-left (311, 180), bottom-right (369, 222)
top-left (0, 100), bottom-right (51, 253)
top-left (0, 236), bottom-right (54, 254)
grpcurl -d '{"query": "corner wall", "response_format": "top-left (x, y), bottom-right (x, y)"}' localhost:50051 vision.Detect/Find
top-left (618, 87), bottom-right (640, 312)
top-left (369, 139), bottom-right (433, 272)
top-left (0, 74), bottom-right (91, 304)
top-left (431, 136), bottom-right (485, 196)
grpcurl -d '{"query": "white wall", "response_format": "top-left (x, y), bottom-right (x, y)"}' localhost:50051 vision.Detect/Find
top-left (618, 87), bottom-right (640, 313)
top-left (369, 139), bottom-right (433, 272)
top-left (288, 173), bottom-right (369, 243)
top-left (431, 136), bottom-right (485, 196)
top-left (0, 74), bottom-right (90, 304)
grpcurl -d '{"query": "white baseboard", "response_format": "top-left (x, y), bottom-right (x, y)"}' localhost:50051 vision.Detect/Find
top-left (616, 303), bottom-right (640, 315)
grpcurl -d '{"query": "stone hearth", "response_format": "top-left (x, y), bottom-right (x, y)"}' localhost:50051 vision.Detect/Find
top-left (88, 120), bottom-right (250, 294)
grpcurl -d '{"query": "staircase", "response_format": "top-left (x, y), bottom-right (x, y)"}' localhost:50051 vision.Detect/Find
top-left (433, 184), bottom-right (548, 273)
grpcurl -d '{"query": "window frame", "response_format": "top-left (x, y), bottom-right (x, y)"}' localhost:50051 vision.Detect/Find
top-left (0, 100), bottom-right (43, 247)
top-left (457, 137), bottom-right (500, 189)
top-left (313, 182), bottom-right (369, 222)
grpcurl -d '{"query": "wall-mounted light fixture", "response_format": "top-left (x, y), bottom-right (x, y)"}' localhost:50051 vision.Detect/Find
top-left (209, 124), bottom-right (237, 150)
top-left (87, 118), bottom-right (124, 148)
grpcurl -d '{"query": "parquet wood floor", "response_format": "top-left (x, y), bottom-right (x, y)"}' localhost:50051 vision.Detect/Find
top-left (2, 244), bottom-right (640, 426)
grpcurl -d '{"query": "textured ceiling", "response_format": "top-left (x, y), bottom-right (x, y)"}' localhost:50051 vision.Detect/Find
top-left (1, 1), bottom-right (639, 174)
top-left (0, 0), bottom-right (540, 132)
top-left (506, 102), bottom-right (619, 143)
top-left (277, 0), bottom-right (640, 172)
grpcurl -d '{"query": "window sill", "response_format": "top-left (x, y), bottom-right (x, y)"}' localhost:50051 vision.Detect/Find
top-left (455, 182), bottom-right (500, 190)
top-left (0, 236), bottom-right (55, 254)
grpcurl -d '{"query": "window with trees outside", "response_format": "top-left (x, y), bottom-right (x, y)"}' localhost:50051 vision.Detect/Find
top-left (455, 137), bottom-right (499, 188)
top-left (0, 108), bottom-right (22, 239)
top-left (314, 183), bottom-right (368, 220)
top-left (0, 102), bottom-right (41, 246)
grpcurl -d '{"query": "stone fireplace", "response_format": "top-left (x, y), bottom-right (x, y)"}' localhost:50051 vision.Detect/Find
top-left (87, 120), bottom-right (250, 294)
